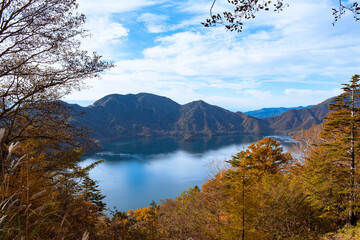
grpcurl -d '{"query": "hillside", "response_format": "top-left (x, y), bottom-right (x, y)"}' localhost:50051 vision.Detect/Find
top-left (265, 98), bottom-right (333, 134)
top-left (245, 105), bottom-right (313, 118)
top-left (69, 93), bottom-right (334, 140)
top-left (72, 93), bottom-right (181, 139)
top-left (175, 100), bottom-right (268, 136)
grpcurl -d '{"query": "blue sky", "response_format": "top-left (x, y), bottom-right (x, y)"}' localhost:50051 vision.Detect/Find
top-left (65, 0), bottom-right (360, 112)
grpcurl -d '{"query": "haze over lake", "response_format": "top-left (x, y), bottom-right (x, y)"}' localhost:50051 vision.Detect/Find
top-left (81, 135), bottom-right (294, 212)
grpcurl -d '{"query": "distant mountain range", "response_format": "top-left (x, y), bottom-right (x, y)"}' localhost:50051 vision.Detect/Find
top-left (68, 93), bottom-right (333, 141)
top-left (245, 106), bottom-right (313, 119)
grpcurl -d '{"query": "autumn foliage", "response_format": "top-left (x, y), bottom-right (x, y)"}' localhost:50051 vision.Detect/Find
top-left (1, 0), bottom-right (360, 238)
top-left (95, 76), bottom-right (360, 240)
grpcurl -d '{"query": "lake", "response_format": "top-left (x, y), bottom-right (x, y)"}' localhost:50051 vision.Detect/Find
top-left (81, 134), bottom-right (294, 212)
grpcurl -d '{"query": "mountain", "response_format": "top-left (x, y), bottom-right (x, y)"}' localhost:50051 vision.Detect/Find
top-left (245, 106), bottom-right (313, 119)
top-left (175, 100), bottom-right (268, 137)
top-left (236, 112), bottom-right (271, 134)
top-left (265, 98), bottom-right (333, 134)
top-left (69, 93), bottom-right (334, 140)
top-left (73, 93), bottom-right (181, 139)
top-left (70, 93), bottom-right (269, 140)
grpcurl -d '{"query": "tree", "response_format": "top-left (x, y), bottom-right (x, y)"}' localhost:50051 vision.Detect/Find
top-left (203, 0), bottom-right (359, 32)
top-left (0, 130), bottom-right (107, 239)
top-left (249, 174), bottom-right (323, 239)
top-left (324, 75), bottom-right (360, 226)
top-left (159, 186), bottom-right (221, 240)
top-left (303, 75), bottom-right (360, 226)
top-left (0, 1), bottom-right (112, 238)
top-left (0, 0), bottom-right (112, 146)
top-left (81, 176), bottom-right (106, 211)
top-left (227, 137), bottom-right (292, 177)
top-left (225, 137), bottom-right (292, 239)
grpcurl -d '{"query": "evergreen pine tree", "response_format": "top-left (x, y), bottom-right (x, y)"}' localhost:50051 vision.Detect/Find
top-left (305, 74), bottom-right (360, 226)
top-left (81, 176), bottom-right (107, 211)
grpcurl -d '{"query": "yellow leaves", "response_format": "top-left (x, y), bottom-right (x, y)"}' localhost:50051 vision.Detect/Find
top-left (228, 137), bottom-right (292, 182)
top-left (131, 205), bottom-right (159, 221)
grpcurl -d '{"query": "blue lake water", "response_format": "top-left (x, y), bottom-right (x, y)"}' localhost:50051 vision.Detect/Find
top-left (81, 135), bottom-right (294, 212)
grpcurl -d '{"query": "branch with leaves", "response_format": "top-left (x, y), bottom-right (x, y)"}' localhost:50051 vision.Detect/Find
top-left (203, 0), bottom-right (359, 32)
top-left (202, 0), bottom-right (287, 32)
top-left (333, 0), bottom-right (360, 24)
top-left (0, 0), bottom-right (113, 146)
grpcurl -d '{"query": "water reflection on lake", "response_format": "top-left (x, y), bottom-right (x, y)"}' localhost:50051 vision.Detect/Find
top-left (81, 134), bottom-right (294, 212)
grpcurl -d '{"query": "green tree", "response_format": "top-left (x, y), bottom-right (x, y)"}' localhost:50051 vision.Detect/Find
top-left (304, 75), bottom-right (360, 226)
top-left (81, 176), bottom-right (107, 211)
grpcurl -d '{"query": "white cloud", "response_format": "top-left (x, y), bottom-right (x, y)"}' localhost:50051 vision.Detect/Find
top-left (115, 12), bottom-right (360, 80)
top-left (137, 13), bottom-right (169, 33)
top-left (175, 0), bottom-right (234, 15)
top-left (85, 17), bottom-right (128, 43)
top-left (284, 88), bottom-right (342, 98)
top-left (77, 0), bottom-right (166, 15)
top-left (68, 0), bottom-right (360, 111)
top-left (76, 0), bottom-right (165, 58)
top-left (80, 16), bottom-right (129, 59)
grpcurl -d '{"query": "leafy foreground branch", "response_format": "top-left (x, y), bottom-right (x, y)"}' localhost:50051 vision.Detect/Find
top-left (203, 0), bottom-right (360, 32)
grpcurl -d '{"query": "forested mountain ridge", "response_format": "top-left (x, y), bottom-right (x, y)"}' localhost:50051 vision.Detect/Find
top-left (69, 93), bottom-right (333, 140)
top-left (72, 93), bottom-right (181, 139)
top-left (71, 93), bottom-right (269, 140)
top-left (175, 100), bottom-right (268, 137)
top-left (245, 105), bottom-right (313, 118)
top-left (266, 97), bottom-right (334, 134)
